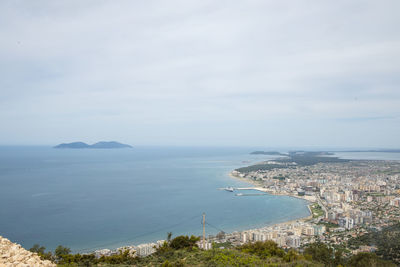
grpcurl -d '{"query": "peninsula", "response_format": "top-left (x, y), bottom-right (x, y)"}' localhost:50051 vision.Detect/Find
top-left (250, 151), bottom-right (287, 156)
top-left (227, 150), bottom-right (400, 264)
top-left (54, 141), bottom-right (132, 149)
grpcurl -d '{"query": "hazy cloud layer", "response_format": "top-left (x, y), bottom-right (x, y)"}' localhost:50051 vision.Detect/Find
top-left (1, 0), bottom-right (399, 147)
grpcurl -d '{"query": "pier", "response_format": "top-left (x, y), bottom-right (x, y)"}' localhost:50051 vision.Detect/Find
top-left (235, 187), bottom-right (263, 190)
top-left (218, 187), bottom-right (271, 196)
top-left (218, 187), bottom-right (267, 191)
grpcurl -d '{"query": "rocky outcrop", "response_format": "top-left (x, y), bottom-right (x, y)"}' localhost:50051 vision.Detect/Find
top-left (0, 236), bottom-right (55, 267)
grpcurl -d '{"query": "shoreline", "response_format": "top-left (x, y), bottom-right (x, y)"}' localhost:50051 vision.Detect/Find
top-left (76, 170), bottom-right (313, 254)
top-left (227, 171), bottom-right (314, 230)
top-left (228, 172), bottom-right (315, 203)
top-left (75, 170), bottom-right (313, 253)
top-left (88, 170), bottom-right (313, 253)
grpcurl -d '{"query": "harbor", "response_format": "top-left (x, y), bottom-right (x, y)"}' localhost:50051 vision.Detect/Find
top-left (219, 186), bottom-right (270, 196)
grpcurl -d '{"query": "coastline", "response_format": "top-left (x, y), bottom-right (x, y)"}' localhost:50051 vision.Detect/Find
top-left (70, 170), bottom-right (313, 254)
top-left (228, 172), bottom-right (315, 203)
top-left (85, 170), bottom-right (313, 253)
top-left (227, 171), bottom-right (313, 230)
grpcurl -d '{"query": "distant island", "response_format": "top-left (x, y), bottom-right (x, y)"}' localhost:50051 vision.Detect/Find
top-left (54, 141), bottom-right (132, 149)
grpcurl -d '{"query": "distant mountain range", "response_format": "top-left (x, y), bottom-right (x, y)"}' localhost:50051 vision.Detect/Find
top-left (54, 141), bottom-right (132, 149)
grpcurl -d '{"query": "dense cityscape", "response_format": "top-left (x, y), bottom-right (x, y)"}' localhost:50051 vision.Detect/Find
top-left (222, 153), bottom-right (400, 255)
top-left (93, 152), bottom-right (400, 261)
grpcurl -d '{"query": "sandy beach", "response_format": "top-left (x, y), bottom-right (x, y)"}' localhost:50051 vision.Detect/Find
top-left (227, 171), bottom-right (314, 232)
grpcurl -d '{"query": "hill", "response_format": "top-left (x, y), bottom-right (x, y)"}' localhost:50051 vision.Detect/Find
top-left (90, 141), bottom-right (132, 149)
top-left (54, 141), bottom-right (132, 149)
top-left (53, 142), bottom-right (90, 149)
top-left (0, 236), bottom-right (55, 267)
top-left (31, 237), bottom-right (396, 267)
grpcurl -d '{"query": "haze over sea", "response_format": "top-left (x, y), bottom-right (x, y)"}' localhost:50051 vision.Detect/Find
top-left (1, 147), bottom-right (398, 253)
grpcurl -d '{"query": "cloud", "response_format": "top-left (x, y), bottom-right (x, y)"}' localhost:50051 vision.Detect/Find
top-left (0, 0), bottom-right (399, 147)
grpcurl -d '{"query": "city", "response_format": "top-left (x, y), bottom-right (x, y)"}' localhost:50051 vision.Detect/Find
top-left (93, 154), bottom-right (400, 261)
top-left (215, 155), bottom-right (400, 256)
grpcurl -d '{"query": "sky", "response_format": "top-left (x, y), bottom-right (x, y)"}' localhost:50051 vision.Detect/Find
top-left (0, 0), bottom-right (399, 148)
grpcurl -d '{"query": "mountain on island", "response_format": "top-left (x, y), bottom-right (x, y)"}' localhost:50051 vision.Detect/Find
top-left (54, 142), bottom-right (91, 149)
top-left (54, 141), bottom-right (132, 149)
top-left (90, 141), bottom-right (132, 149)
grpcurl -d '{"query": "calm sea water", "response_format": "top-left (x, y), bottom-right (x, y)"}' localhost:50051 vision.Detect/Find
top-left (0, 146), bottom-right (309, 252)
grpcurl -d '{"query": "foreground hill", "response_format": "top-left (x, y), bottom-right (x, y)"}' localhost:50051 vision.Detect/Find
top-left (0, 236), bottom-right (55, 266)
top-left (54, 141), bottom-right (132, 149)
top-left (27, 236), bottom-right (395, 267)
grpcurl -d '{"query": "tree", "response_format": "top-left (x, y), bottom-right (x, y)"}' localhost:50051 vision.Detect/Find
top-left (348, 252), bottom-right (396, 267)
top-left (29, 244), bottom-right (46, 254)
top-left (167, 232), bottom-right (173, 243)
top-left (55, 245), bottom-right (71, 259)
top-left (239, 240), bottom-right (285, 259)
top-left (333, 248), bottom-right (345, 266)
top-left (29, 244), bottom-right (52, 260)
top-left (162, 260), bottom-right (173, 267)
top-left (169, 235), bottom-right (200, 250)
top-left (283, 249), bottom-right (302, 262)
top-left (303, 242), bottom-right (334, 265)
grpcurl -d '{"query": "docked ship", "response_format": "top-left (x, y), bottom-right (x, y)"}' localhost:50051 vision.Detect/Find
top-left (224, 186), bottom-right (234, 192)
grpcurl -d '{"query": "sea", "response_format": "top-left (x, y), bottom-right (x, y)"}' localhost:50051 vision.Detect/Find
top-left (0, 146), bottom-right (398, 253)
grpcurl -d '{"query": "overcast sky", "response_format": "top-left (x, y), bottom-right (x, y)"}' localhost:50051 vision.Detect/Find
top-left (0, 0), bottom-right (399, 148)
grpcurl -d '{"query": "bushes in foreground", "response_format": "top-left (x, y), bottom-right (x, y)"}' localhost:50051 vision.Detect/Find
top-left (31, 237), bottom-right (397, 266)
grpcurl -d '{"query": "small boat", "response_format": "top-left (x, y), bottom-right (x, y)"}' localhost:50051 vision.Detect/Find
top-left (236, 193), bottom-right (243, 196)
top-left (225, 186), bottom-right (234, 192)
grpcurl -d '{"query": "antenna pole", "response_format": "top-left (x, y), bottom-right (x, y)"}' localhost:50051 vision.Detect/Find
top-left (202, 212), bottom-right (206, 249)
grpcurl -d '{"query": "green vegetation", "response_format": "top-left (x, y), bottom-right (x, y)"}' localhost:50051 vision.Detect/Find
top-left (168, 235), bottom-right (199, 250)
top-left (236, 163), bottom-right (288, 173)
top-left (279, 152), bottom-right (348, 166)
top-left (347, 223), bottom-right (400, 265)
top-left (239, 240), bottom-right (284, 258)
top-left (55, 245), bottom-right (71, 259)
top-left (273, 174), bottom-right (287, 180)
top-left (317, 221), bottom-right (339, 230)
top-left (59, 250), bottom-right (136, 266)
top-left (310, 203), bottom-right (324, 218)
top-left (303, 242), bottom-right (394, 267)
top-left (304, 242), bottom-right (342, 266)
top-left (29, 244), bottom-right (53, 260)
top-left (347, 252), bottom-right (395, 267)
top-left (236, 152), bottom-right (349, 174)
top-left (30, 236), bottom-right (397, 266)
top-left (143, 240), bottom-right (321, 267)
